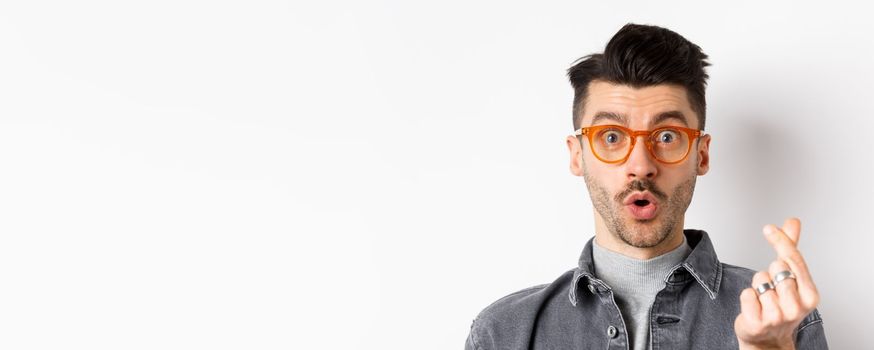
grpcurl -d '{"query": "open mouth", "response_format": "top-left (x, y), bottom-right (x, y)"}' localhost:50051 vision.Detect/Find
top-left (624, 193), bottom-right (659, 220)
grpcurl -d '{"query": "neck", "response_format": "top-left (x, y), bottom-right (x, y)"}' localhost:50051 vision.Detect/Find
top-left (593, 212), bottom-right (686, 260)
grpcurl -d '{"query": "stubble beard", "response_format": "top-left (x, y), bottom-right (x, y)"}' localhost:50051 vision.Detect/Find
top-left (583, 171), bottom-right (697, 249)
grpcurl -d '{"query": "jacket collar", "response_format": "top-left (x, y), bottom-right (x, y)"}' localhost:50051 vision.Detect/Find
top-left (569, 229), bottom-right (723, 306)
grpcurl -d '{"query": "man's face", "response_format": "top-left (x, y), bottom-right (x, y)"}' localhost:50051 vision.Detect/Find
top-left (566, 81), bottom-right (711, 249)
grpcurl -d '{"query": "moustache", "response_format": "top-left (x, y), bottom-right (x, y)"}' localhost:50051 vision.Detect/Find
top-left (613, 179), bottom-right (668, 203)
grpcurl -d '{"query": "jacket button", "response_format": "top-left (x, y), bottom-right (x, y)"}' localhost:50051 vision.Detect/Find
top-left (607, 325), bottom-right (618, 338)
top-left (588, 284), bottom-right (596, 294)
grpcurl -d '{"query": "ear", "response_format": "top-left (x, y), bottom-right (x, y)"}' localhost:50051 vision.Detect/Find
top-left (567, 135), bottom-right (585, 177)
top-left (696, 134), bottom-right (711, 175)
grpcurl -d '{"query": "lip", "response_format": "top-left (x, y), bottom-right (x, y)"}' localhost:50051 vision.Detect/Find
top-left (623, 192), bottom-right (659, 220)
top-left (623, 192), bottom-right (659, 206)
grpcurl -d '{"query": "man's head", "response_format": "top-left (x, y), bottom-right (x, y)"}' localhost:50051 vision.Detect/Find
top-left (565, 24), bottom-right (712, 257)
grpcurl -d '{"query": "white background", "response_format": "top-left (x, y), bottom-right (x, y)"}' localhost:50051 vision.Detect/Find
top-left (0, 1), bottom-right (870, 349)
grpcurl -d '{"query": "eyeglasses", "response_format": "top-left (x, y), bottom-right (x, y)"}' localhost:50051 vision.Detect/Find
top-left (574, 124), bottom-right (703, 164)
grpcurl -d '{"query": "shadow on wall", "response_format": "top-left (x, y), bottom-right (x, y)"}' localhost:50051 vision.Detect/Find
top-left (712, 114), bottom-right (817, 270)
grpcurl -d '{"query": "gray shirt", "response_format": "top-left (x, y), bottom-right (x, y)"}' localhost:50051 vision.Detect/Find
top-left (465, 230), bottom-right (828, 349)
top-left (592, 235), bottom-right (692, 350)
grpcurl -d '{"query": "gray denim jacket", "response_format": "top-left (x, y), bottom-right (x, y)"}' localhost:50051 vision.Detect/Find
top-left (465, 230), bottom-right (827, 349)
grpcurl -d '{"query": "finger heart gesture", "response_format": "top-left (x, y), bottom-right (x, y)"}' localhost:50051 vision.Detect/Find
top-left (734, 218), bottom-right (821, 350)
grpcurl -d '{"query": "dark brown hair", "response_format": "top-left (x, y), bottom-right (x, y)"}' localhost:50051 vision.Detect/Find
top-left (568, 23), bottom-right (710, 130)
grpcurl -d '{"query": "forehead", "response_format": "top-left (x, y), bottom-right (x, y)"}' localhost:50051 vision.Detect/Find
top-left (582, 81), bottom-right (697, 128)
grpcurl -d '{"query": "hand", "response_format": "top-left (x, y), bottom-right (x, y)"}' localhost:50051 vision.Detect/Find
top-left (734, 218), bottom-right (820, 350)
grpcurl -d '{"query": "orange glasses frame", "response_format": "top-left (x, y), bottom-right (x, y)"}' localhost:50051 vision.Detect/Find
top-left (574, 124), bottom-right (703, 165)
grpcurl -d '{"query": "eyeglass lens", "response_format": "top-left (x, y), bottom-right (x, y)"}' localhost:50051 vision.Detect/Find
top-left (592, 127), bottom-right (690, 163)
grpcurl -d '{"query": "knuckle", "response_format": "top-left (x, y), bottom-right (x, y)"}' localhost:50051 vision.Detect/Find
top-left (783, 304), bottom-right (802, 321)
top-left (764, 314), bottom-right (784, 328)
top-left (774, 312), bottom-right (784, 324)
top-left (753, 271), bottom-right (770, 281)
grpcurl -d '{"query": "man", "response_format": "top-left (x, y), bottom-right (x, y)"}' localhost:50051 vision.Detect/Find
top-left (465, 24), bottom-right (828, 350)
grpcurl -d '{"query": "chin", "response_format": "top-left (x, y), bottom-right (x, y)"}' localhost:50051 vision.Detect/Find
top-left (621, 219), bottom-right (671, 248)
top-left (622, 233), bottom-right (664, 248)
top-left (629, 236), bottom-right (666, 249)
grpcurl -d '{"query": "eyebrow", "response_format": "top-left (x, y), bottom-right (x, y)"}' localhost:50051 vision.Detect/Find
top-left (589, 112), bottom-right (627, 126)
top-left (652, 111), bottom-right (689, 127)
top-left (588, 110), bottom-right (689, 127)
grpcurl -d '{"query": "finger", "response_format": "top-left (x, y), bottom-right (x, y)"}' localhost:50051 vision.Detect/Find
top-left (763, 225), bottom-right (807, 280)
top-left (781, 217), bottom-right (801, 244)
top-left (763, 224), bottom-right (819, 309)
top-left (738, 287), bottom-right (762, 328)
top-left (768, 260), bottom-right (804, 322)
top-left (736, 287), bottom-right (763, 339)
top-left (752, 271), bottom-right (782, 327)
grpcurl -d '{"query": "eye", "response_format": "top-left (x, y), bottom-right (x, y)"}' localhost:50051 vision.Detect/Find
top-left (656, 129), bottom-right (680, 143)
top-left (603, 130), bottom-right (623, 144)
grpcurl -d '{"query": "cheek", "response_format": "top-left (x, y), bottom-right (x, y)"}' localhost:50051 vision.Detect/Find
top-left (662, 166), bottom-right (698, 188)
top-left (584, 164), bottom-right (622, 193)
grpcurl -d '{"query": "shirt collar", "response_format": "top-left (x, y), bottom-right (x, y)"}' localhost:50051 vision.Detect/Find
top-left (569, 229), bottom-right (723, 306)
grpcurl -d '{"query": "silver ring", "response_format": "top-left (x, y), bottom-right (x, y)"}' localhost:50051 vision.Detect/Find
top-left (755, 281), bottom-right (775, 295)
top-left (773, 270), bottom-right (796, 285)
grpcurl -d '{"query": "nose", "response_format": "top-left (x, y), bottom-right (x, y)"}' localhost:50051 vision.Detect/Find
top-left (624, 136), bottom-right (658, 180)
